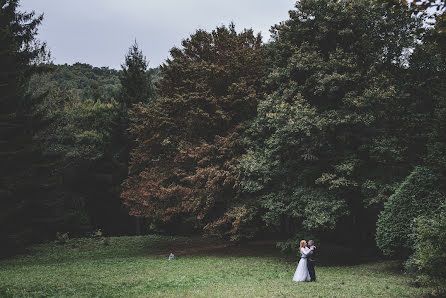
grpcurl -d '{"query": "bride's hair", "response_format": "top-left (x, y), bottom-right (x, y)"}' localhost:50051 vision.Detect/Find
top-left (299, 240), bottom-right (307, 249)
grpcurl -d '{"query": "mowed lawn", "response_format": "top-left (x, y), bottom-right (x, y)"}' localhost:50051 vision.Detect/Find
top-left (0, 235), bottom-right (432, 297)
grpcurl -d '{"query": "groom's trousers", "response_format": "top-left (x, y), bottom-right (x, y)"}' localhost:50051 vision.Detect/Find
top-left (307, 260), bottom-right (316, 281)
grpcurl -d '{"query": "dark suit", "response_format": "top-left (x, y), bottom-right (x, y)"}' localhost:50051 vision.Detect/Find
top-left (307, 245), bottom-right (316, 281)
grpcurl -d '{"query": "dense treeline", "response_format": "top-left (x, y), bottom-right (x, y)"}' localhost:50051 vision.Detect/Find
top-left (1, 0), bottom-right (160, 256)
top-left (1, 0), bottom-right (445, 293)
top-left (24, 47), bottom-right (161, 240)
top-left (29, 63), bottom-right (121, 102)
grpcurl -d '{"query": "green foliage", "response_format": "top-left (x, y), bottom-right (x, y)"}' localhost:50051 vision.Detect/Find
top-left (240, 0), bottom-right (424, 244)
top-left (28, 91), bottom-right (121, 236)
top-left (34, 92), bottom-right (120, 162)
top-left (64, 99), bottom-right (120, 160)
top-left (407, 208), bottom-right (446, 295)
top-left (0, 0), bottom-right (48, 108)
top-left (259, 187), bottom-right (348, 233)
top-left (26, 50), bottom-right (164, 238)
top-left (29, 83), bottom-right (136, 236)
top-left (28, 63), bottom-right (121, 102)
top-left (26, 61), bottom-right (140, 239)
top-left (376, 0), bottom-right (445, 15)
top-left (360, 180), bottom-right (399, 207)
top-left (22, 42), bottom-right (160, 242)
top-left (119, 40), bottom-right (155, 106)
top-left (27, 62), bottom-right (160, 105)
top-left (376, 167), bottom-right (445, 257)
top-left (412, 18), bottom-right (446, 184)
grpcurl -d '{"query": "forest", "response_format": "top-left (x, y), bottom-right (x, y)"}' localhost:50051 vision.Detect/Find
top-left (1, 0), bottom-right (445, 294)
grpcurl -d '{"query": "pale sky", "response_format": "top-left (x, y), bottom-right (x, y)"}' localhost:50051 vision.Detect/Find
top-left (20, 0), bottom-right (296, 69)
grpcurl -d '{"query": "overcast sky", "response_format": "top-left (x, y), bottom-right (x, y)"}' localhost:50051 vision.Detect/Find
top-left (20, 0), bottom-right (296, 69)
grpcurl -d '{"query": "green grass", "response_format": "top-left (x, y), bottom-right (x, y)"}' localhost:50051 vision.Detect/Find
top-left (0, 235), bottom-right (432, 297)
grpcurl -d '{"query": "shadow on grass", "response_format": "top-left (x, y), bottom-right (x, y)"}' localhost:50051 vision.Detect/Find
top-left (2, 234), bottom-right (389, 269)
top-left (146, 236), bottom-right (385, 267)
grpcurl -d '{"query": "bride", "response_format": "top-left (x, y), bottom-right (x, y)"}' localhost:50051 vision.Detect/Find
top-left (292, 240), bottom-right (313, 282)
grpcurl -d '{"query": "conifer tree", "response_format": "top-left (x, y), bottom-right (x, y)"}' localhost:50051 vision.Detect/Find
top-left (0, 0), bottom-right (48, 256)
top-left (119, 40), bottom-right (154, 106)
top-left (118, 41), bottom-right (157, 234)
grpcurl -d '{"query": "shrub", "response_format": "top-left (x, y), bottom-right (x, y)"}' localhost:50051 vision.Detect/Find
top-left (89, 229), bottom-right (103, 238)
top-left (376, 167), bottom-right (445, 257)
top-left (55, 232), bottom-right (69, 245)
top-left (407, 208), bottom-right (446, 295)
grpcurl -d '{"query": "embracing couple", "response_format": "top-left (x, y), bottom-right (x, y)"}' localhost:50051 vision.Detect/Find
top-left (293, 240), bottom-right (316, 282)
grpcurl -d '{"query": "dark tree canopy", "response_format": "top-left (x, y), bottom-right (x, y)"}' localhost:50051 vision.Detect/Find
top-left (0, 0), bottom-right (48, 256)
top-left (0, 0), bottom-right (47, 111)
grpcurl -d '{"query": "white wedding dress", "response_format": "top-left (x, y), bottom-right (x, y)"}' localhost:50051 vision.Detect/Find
top-left (292, 247), bottom-right (311, 282)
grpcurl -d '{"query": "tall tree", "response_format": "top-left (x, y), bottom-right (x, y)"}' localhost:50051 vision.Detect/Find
top-left (118, 41), bottom-right (158, 234)
top-left (0, 0), bottom-right (48, 256)
top-left (121, 24), bottom-right (266, 240)
top-left (239, 0), bottom-right (424, 248)
top-left (119, 40), bottom-right (154, 106)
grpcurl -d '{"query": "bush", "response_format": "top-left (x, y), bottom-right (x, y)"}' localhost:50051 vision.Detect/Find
top-left (407, 208), bottom-right (446, 295)
top-left (89, 229), bottom-right (103, 238)
top-left (55, 232), bottom-right (69, 245)
top-left (376, 167), bottom-right (445, 257)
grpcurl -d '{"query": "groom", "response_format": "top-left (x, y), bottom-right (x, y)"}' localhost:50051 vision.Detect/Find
top-left (307, 240), bottom-right (316, 282)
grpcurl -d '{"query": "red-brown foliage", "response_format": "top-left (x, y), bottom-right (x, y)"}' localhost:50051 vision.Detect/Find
top-left (121, 24), bottom-right (266, 239)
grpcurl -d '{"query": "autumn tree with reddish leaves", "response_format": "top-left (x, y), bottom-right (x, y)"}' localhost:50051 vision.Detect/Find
top-left (121, 24), bottom-right (266, 240)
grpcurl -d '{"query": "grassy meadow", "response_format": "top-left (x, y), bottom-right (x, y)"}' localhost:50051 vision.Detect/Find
top-left (0, 235), bottom-right (432, 297)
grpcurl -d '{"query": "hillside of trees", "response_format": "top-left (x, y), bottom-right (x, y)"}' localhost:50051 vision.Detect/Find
top-left (1, 0), bottom-right (445, 292)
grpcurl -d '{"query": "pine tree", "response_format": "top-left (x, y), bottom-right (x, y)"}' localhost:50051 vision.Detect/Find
top-left (0, 0), bottom-right (48, 256)
top-left (119, 40), bottom-right (154, 106)
top-left (117, 41), bottom-right (157, 234)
